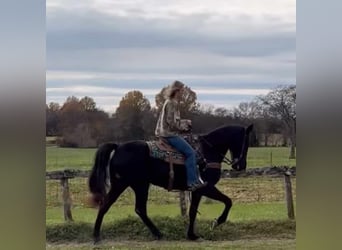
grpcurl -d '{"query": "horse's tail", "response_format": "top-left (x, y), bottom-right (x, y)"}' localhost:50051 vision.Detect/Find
top-left (88, 142), bottom-right (118, 207)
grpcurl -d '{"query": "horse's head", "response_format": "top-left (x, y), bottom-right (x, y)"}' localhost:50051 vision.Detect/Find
top-left (230, 124), bottom-right (253, 171)
top-left (199, 124), bottom-right (253, 172)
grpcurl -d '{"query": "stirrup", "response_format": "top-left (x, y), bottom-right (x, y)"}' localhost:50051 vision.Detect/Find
top-left (187, 181), bottom-right (207, 191)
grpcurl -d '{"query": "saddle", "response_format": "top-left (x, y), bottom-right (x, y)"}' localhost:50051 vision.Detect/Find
top-left (146, 138), bottom-right (186, 191)
top-left (146, 138), bottom-right (185, 165)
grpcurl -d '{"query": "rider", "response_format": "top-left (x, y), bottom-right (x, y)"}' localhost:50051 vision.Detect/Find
top-left (155, 80), bottom-right (207, 191)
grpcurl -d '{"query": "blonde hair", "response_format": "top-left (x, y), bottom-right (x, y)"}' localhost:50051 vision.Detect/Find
top-left (166, 80), bottom-right (184, 98)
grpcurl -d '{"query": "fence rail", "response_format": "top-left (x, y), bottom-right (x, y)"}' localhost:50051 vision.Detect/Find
top-left (46, 169), bottom-right (90, 180)
top-left (46, 166), bottom-right (296, 221)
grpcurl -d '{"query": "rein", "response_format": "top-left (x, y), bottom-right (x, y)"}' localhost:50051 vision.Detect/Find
top-left (200, 137), bottom-right (235, 165)
top-left (200, 130), bottom-right (248, 166)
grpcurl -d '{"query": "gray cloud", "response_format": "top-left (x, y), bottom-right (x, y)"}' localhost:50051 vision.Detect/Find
top-left (47, 10), bottom-right (294, 54)
top-left (47, 7), bottom-right (295, 75)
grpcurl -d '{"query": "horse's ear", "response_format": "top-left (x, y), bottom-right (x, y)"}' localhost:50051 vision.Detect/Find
top-left (246, 124), bottom-right (253, 134)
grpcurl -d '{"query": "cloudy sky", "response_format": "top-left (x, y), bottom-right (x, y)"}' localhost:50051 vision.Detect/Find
top-left (46, 0), bottom-right (296, 113)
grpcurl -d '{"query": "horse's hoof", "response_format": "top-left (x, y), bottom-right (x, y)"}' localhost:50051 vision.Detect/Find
top-left (154, 232), bottom-right (163, 240)
top-left (93, 236), bottom-right (101, 245)
top-left (211, 218), bottom-right (218, 230)
top-left (187, 233), bottom-right (200, 241)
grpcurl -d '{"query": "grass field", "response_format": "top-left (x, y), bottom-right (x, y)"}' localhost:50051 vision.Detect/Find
top-left (47, 202), bottom-right (292, 225)
top-left (47, 217), bottom-right (295, 242)
top-left (46, 146), bottom-right (296, 171)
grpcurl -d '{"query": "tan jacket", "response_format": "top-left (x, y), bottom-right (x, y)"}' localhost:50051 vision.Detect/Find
top-left (155, 99), bottom-right (185, 137)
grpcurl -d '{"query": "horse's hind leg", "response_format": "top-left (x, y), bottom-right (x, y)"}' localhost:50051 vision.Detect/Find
top-left (93, 180), bottom-right (128, 244)
top-left (131, 183), bottom-right (163, 239)
top-left (202, 185), bottom-right (232, 229)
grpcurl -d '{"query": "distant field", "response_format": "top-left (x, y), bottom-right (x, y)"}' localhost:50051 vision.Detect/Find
top-left (46, 147), bottom-right (95, 171)
top-left (46, 146), bottom-right (296, 171)
top-left (245, 147), bottom-right (296, 168)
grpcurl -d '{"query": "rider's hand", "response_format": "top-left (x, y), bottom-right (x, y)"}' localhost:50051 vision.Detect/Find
top-left (180, 119), bottom-right (192, 132)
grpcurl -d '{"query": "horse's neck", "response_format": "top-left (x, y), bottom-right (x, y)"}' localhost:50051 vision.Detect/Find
top-left (199, 133), bottom-right (231, 163)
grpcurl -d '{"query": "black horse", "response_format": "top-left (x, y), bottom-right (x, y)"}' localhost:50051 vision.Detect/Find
top-left (89, 124), bottom-right (253, 243)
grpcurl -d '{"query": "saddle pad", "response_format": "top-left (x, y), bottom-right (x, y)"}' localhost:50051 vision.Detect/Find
top-left (146, 140), bottom-right (185, 165)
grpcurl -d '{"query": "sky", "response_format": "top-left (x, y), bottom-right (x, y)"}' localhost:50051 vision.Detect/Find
top-left (46, 0), bottom-right (296, 113)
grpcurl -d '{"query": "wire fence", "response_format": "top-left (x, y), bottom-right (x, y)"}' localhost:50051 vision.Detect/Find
top-left (46, 174), bottom-right (296, 208)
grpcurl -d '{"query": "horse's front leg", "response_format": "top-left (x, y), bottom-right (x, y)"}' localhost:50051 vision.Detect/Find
top-left (187, 191), bottom-right (202, 240)
top-left (202, 185), bottom-right (232, 229)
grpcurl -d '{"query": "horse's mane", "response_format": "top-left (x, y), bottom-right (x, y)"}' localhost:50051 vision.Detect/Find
top-left (201, 125), bottom-right (244, 141)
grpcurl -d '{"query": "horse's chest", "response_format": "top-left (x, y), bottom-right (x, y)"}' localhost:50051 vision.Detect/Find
top-left (202, 168), bottom-right (221, 184)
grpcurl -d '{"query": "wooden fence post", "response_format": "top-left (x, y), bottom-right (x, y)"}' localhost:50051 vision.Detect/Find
top-left (179, 191), bottom-right (188, 217)
top-left (284, 170), bottom-right (295, 219)
top-left (60, 177), bottom-right (73, 221)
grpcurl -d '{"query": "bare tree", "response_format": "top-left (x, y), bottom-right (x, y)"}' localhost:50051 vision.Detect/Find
top-left (233, 101), bottom-right (261, 124)
top-left (259, 85), bottom-right (296, 158)
top-left (214, 107), bottom-right (230, 117)
top-left (80, 96), bottom-right (97, 111)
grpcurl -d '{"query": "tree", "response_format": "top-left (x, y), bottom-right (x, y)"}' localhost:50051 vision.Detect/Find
top-left (253, 106), bottom-right (283, 147)
top-left (233, 101), bottom-right (260, 122)
top-left (58, 96), bottom-right (85, 132)
top-left (46, 102), bottom-right (60, 136)
top-left (115, 90), bottom-right (151, 141)
top-left (232, 100), bottom-right (278, 146)
top-left (56, 96), bottom-right (111, 147)
top-left (86, 109), bottom-right (111, 145)
top-left (214, 107), bottom-right (230, 117)
top-left (80, 96), bottom-right (96, 111)
top-left (190, 104), bottom-right (232, 133)
top-left (259, 85), bottom-right (296, 158)
top-left (57, 96), bottom-right (87, 147)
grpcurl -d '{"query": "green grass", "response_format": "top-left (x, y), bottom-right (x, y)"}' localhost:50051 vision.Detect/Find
top-left (47, 215), bottom-right (295, 242)
top-left (46, 146), bottom-right (296, 171)
top-left (46, 202), bottom-right (292, 225)
top-left (46, 147), bottom-right (96, 171)
top-left (246, 147), bottom-right (296, 168)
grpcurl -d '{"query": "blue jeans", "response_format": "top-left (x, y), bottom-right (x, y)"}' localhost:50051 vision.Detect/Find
top-left (164, 136), bottom-right (198, 186)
